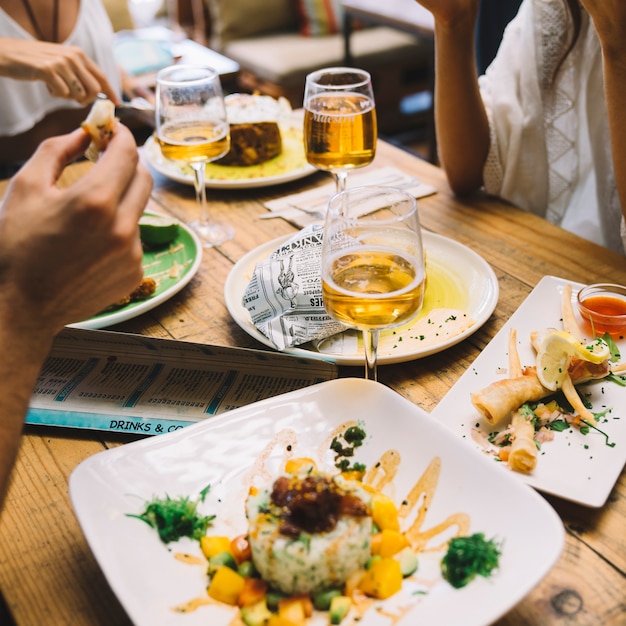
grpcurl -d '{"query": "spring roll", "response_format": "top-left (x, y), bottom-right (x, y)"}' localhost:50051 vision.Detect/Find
top-left (471, 361), bottom-right (609, 426)
top-left (508, 409), bottom-right (537, 473)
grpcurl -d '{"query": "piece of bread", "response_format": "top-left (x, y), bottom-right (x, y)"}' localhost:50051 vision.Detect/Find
top-left (217, 94), bottom-right (292, 166)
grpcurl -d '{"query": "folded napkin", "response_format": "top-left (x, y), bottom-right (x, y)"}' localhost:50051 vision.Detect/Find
top-left (261, 166), bottom-right (437, 228)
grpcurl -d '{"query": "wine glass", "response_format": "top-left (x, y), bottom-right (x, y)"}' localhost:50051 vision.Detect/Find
top-left (303, 67), bottom-right (377, 193)
top-left (155, 65), bottom-right (234, 247)
top-left (321, 186), bottom-right (425, 381)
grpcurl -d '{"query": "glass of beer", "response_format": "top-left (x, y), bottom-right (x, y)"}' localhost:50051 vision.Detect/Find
top-left (303, 67), bottom-right (377, 193)
top-left (155, 65), bottom-right (233, 247)
top-left (321, 186), bottom-right (425, 381)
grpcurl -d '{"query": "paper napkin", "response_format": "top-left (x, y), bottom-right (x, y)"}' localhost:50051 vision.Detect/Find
top-left (261, 166), bottom-right (437, 228)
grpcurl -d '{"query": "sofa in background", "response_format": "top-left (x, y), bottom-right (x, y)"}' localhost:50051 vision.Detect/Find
top-left (202, 0), bottom-right (434, 137)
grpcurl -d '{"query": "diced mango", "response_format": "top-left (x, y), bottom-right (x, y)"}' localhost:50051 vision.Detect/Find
top-left (378, 528), bottom-right (410, 558)
top-left (358, 558), bottom-right (403, 599)
top-left (238, 577), bottom-right (269, 607)
top-left (231, 534), bottom-right (252, 563)
top-left (371, 493), bottom-right (400, 532)
top-left (277, 596), bottom-right (309, 625)
top-left (201, 535), bottom-right (233, 559)
top-left (284, 457), bottom-right (317, 474)
top-left (207, 565), bottom-right (245, 605)
top-left (267, 616), bottom-right (299, 626)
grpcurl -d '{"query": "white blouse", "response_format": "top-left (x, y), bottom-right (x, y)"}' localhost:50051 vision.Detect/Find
top-left (0, 0), bottom-right (121, 136)
top-left (479, 0), bottom-right (624, 253)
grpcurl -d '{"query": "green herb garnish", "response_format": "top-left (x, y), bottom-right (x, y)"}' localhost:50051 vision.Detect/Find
top-left (441, 533), bottom-right (502, 589)
top-left (128, 487), bottom-right (215, 544)
top-left (332, 425), bottom-right (367, 472)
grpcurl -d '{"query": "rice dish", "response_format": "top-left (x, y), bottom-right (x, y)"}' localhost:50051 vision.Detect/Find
top-left (246, 469), bottom-right (372, 595)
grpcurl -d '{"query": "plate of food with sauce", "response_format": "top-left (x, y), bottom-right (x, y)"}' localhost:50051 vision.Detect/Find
top-left (432, 275), bottom-right (626, 507)
top-left (224, 231), bottom-right (499, 365)
top-left (70, 378), bottom-right (564, 626)
top-left (71, 210), bottom-right (202, 330)
top-left (141, 94), bottom-right (317, 189)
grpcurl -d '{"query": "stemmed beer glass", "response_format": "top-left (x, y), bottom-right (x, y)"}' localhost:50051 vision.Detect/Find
top-left (303, 67), bottom-right (377, 193)
top-left (321, 187), bottom-right (425, 380)
top-left (155, 65), bottom-right (234, 247)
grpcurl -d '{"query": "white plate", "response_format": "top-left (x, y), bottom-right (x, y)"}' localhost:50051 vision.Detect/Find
top-left (432, 275), bottom-right (626, 507)
top-left (70, 214), bottom-right (202, 330)
top-left (141, 123), bottom-right (317, 189)
top-left (70, 378), bottom-right (563, 626)
top-left (224, 231), bottom-right (499, 365)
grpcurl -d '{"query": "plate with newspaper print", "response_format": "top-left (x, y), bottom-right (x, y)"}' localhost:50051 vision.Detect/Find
top-left (71, 211), bottom-right (202, 330)
top-left (224, 232), bottom-right (499, 365)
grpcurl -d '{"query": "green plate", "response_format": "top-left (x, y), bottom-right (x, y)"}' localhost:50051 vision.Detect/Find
top-left (71, 213), bottom-right (202, 329)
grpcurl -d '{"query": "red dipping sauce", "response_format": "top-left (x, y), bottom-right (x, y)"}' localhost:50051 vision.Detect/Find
top-left (577, 283), bottom-right (626, 336)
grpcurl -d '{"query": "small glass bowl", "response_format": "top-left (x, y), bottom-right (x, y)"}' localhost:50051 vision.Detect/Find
top-left (577, 283), bottom-right (626, 337)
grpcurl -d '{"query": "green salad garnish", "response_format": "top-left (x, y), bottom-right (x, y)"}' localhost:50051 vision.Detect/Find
top-left (441, 533), bottom-right (502, 589)
top-left (128, 485), bottom-right (215, 544)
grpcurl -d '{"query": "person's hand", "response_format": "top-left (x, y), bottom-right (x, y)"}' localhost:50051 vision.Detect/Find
top-left (0, 38), bottom-right (120, 105)
top-left (413, 0), bottom-right (478, 26)
top-left (0, 124), bottom-right (152, 339)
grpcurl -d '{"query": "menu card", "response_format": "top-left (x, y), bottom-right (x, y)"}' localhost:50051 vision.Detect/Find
top-left (26, 327), bottom-right (337, 436)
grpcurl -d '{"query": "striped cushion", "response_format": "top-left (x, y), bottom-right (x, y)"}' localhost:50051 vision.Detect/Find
top-left (296, 0), bottom-right (344, 37)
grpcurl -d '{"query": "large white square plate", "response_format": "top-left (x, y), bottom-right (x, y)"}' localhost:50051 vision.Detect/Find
top-left (432, 275), bottom-right (626, 507)
top-left (70, 378), bottom-right (563, 626)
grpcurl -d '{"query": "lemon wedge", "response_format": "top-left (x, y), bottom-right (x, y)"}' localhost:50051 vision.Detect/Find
top-left (139, 214), bottom-right (180, 247)
top-left (536, 330), bottom-right (610, 391)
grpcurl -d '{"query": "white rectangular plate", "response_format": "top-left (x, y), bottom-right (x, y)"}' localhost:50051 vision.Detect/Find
top-left (432, 275), bottom-right (626, 507)
top-left (70, 378), bottom-right (563, 626)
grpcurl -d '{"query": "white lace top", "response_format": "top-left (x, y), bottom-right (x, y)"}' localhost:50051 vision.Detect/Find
top-left (0, 0), bottom-right (121, 137)
top-left (479, 0), bottom-right (624, 253)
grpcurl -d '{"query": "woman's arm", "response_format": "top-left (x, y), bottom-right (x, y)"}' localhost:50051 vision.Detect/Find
top-left (413, 1), bottom-right (490, 193)
top-left (0, 37), bottom-right (119, 104)
top-left (581, 1), bottom-right (626, 222)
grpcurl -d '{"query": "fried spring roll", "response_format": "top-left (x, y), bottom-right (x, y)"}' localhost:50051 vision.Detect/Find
top-left (471, 362), bottom-right (609, 425)
top-left (508, 409), bottom-right (538, 473)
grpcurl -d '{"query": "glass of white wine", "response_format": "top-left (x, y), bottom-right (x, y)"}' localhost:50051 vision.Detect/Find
top-left (303, 67), bottom-right (377, 193)
top-left (155, 65), bottom-right (233, 247)
top-left (321, 186), bottom-right (425, 381)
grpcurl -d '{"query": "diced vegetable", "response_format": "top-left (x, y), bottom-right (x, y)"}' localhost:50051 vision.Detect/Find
top-left (240, 599), bottom-right (272, 626)
top-left (377, 528), bottom-right (409, 557)
top-left (358, 558), bottom-right (403, 599)
top-left (231, 534), bottom-right (252, 563)
top-left (312, 588), bottom-right (342, 611)
top-left (371, 493), bottom-right (400, 532)
top-left (284, 457), bottom-right (317, 474)
top-left (201, 535), bottom-right (233, 559)
top-left (237, 560), bottom-right (258, 578)
top-left (329, 596), bottom-right (352, 625)
top-left (207, 566), bottom-right (245, 605)
top-left (267, 616), bottom-right (299, 626)
top-left (393, 546), bottom-right (418, 577)
top-left (277, 596), bottom-right (308, 625)
top-left (207, 551), bottom-right (237, 576)
top-left (265, 590), bottom-right (288, 612)
top-left (238, 577), bottom-right (269, 607)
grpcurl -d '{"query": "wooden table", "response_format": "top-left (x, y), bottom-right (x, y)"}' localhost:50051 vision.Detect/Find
top-left (0, 140), bottom-right (625, 625)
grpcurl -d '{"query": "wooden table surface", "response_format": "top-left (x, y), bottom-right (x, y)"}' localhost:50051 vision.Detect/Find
top-left (0, 139), bottom-right (625, 625)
